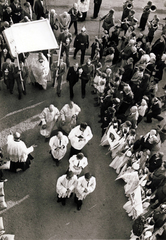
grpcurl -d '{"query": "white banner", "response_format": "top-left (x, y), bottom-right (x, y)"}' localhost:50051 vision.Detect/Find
top-left (3, 19), bottom-right (59, 57)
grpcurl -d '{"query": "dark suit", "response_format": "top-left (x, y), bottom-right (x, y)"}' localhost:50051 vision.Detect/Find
top-left (2, 62), bottom-right (15, 94)
top-left (34, 0), bottom-right (45, 20)
top-left (73, 32), bottom-right (89, 65)
top-left (10, 2), bottom-right (22, 23)
top-left (80, 63), bottom-right (94, 98)
top-left (93, 0), bottom-right (102, 18)
top-left (66, 66), bottom-right (79, 99)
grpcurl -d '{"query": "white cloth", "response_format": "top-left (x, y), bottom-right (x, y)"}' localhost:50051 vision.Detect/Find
top-left (59, 103), bottom-right (81, 134)
top-left (77, 0), bottom-right (90, 13)
top-left (69, 154), bottom-right (88, 175)
top-left (75, 175), bottom-right (96, 200)
top-left (30, 54), bottom-right (50, 89)
top-left (68, 125), bottom-right (93, 150)
top-left (7, 135), bottom-right (34, 163)
top-left (56, 174), bottom-right (77, 198)
top-left (40, 106), bottom-right (60, 138)
top-left (49, 135), bottom-right (69, 160)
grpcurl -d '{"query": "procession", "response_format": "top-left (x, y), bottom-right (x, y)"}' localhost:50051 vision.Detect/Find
top-left (0, 0), bottom-right (166, 239)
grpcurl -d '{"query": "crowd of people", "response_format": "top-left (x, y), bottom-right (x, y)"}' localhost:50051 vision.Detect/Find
top-left (0, 0), bottom-right (166, 238)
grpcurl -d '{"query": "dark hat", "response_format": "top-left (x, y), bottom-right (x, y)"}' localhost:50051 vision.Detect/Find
top-left (80, 122), bottom-right (88, 129)
top-left (67, 171), bottom-right (74, 178)
top-left (85, 172), bottom-right (92, 180)
top-left (77, 152), bottom-right (84, 160)
top-left (108, 106), bottom-right (116, 113)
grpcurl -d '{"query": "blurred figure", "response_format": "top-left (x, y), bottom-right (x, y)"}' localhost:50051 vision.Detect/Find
top-left (51, 57), bottom-right (66, 97)
top-left (77, 0), bottom-right (90, 21)
top-left (73, 26), bottom-right (89, 65)
top-left (138, 1), bottom-right (152, 31)
top-left (34, 0), bottom-right (45, 20)
top-left (66, 62), bottom-right (80, 100)
top-left (58, 11), bottom-right (71, 32)
top-left (68, 3), bottom-right (82, 35)
top-left (10, 0), bottom-right (22, 23)
top-left (100, 9), bottom-right (115, 34)
top-left (14, 60), bottom-right (29, 99)
top-left (1, 58), bottom-right (15, 94)
top-left (91, 0), bottom-right (102, 19)
top-left (59, 29), bottom-right (72, 68)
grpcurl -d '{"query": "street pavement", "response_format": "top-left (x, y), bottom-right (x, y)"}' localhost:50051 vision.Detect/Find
top-left (0, 0), bottom-right (166, 239)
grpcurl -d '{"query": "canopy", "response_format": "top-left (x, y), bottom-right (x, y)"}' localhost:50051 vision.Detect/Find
top-left (3, 19), bottom-right (59, 58)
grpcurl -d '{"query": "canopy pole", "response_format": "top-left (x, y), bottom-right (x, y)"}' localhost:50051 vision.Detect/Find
top-left (15, 47), bottom-right (24, 91)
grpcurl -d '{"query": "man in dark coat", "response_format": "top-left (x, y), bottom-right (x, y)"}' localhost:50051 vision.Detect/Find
top-left (73, 26), bottom-right (89, 65)
top-left (145, 97), bottom-right (163, 123)
top-left (79, 59), bottom-right (94, 98)
top-left (148, 152), bottom-right (164, 173)
top-left (10, 0), bottom-right (22, 23)
top-left (151, 35), bottom-right (166, 62)
top-left (34, 0), bottom-right (45, 20)
top-left (68, 3), bottom-right (82, 35)
top-left (66, 63), bottom-right (80, 100)
top-left (1, 58), bottom-right (15, 94)
top-left (138, 1), bottom-right (152, 31)
top-left (59, 29), bottom-right (72, 68)
top-left (150, 182), bottom-right (166, 209)
top-left (91, 0), bottom-right (102, 19)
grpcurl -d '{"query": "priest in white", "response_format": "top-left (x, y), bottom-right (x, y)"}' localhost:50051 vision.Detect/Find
top-left (59, 100), bottom-right (81, 134)
top-left (68, 122), bottom-right (93, 157)
top-left (75, 172), bottom-right (96, 210)
top-left (56, 171), bottom-right (77, 206)
top-left (49, 131), bottom-right (69, 166)
top-left (7, 132), bottom-right (36, 172)
top-left (40, 104), bottom-right (60, 140)
top-left (68, 152), bottom-right (88, 175)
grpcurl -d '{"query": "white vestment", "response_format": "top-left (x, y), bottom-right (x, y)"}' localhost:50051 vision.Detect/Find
top-left (68, 125), bottom-right (93, 150)
top-left (56, 174), bottom-right (77, 198)
top-left (69, 154), bottom-right (88, 175)
top-left (7, 135), bottom-right (34, 162)
top-left (75, 176), bottom-right (96, 200)
top-left (49, 135), bottom-right (69, 160)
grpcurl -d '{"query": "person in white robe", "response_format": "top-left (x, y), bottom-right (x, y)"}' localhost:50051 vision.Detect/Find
top-left (68, 122), bottom-right (93, 157)
top-left (59, 100), bottom-right (81, 134)
top-left (49, 131), bottom-right (69, 166)
top-left (75, 172), bottom-right (96, 210)
top-left (7, 132), bottom-right (36, 172)
top-left (68, 152), bottom-right (88, 175)
top-left (56, 171), bottom-right (77, 206)
top-left (39, 104), bottom-right (60, 140)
